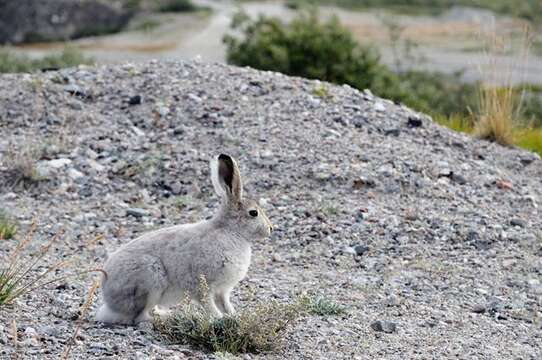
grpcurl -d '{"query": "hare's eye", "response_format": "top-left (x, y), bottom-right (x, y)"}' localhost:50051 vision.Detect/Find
top-left (249, 209), bottom-right (258, 217)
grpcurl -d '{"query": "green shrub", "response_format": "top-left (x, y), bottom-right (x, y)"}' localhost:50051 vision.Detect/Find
top-left (224, 10), bottom-right (393, 92)
top-left (387, 70), bottom-right (478, 118)
top-left (0, 47), bottom-right (93, 73)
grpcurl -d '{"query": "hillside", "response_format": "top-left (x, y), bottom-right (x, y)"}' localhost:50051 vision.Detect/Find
top-left (0, 60), bottom-right (541, 359)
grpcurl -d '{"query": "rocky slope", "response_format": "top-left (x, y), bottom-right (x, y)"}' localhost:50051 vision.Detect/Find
top-left (0, 60), bottom-right (541, 359)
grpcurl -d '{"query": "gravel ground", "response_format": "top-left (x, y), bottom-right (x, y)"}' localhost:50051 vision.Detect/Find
top-left (0, 60), bottom-right (541, 359)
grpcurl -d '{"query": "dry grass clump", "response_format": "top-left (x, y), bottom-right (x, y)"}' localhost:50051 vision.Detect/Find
top-left (154, 299), bottom-right (303, 354)
top-left (154, 292), bottom-right (346, 354)
top-left (473, 29), bottom-right (532, 146)
top-left (474, 85), bottom-right (517, 145)
top-left (1, 143), bottom-right (45, 189)
top-left (0, 224), bottom-right (68, 306)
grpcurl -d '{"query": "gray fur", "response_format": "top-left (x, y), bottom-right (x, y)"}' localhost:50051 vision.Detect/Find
top-left (96, 154), bottom-right (272, 325)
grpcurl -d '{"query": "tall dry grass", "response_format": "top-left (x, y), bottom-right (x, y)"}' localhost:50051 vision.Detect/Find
top-left (475, 86), bottom-right (517, 145)
top-left (473, 27), bottom-right (533, 146)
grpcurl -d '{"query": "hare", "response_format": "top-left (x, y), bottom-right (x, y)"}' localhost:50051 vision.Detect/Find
top-left (96, 154), bottom-right (273, 325)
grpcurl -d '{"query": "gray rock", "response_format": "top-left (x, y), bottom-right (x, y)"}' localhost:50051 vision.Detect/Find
top-left (472, 303), bottom-right (487, 313)
top-left (384, 128), bottom-right (400, 137)
top-left (371, 320), bottom-right (397, 333)
top-left (353, 244), bottom-right (369, 256)
top-left (510, 218), bottom-right (526, 228)
top-left (128, 95), bottom-right (142, 105)
top-left (68, 168), bottom-right (85, 182)
top-left (342, 246), bottom-right (357, 255)
top-left (0, 0), bottom-right (132, 45)
top-left (451, 173), bottom-right (467, 185)
top-left (126, 208), bottom-right (149, 218)
top-left (38, 325), bottom-right (60, 338)
top-left (374, 102), bottom-right (386, 112)
top-left (407, 116), bottom-right (423, 128)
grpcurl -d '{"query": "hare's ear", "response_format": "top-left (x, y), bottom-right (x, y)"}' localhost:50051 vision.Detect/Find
top-left (210, 154), bottom-right (243, 202)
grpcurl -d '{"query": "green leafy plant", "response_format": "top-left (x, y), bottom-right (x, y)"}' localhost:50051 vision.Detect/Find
top-left (312, 84), bottom-right (331, 98)
top-left (224, 10), bottom-right (391, 92)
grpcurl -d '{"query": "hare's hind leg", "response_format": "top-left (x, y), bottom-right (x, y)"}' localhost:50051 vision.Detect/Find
top-left (99, 255), bottom-right (168, 324)
top-left (215, 288), bottom-right (235, 315)
top-left (205, 296), bottom-right (223, 318)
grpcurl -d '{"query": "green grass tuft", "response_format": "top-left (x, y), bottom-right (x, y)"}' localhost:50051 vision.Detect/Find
top-left (0, 210), bottom-right (17, 240)
top-left (312, 84), bottom-right (331, 98)
top-left (299, 295), bottom-right (346, 316)
top-left (433, 114), bottom-right (474, 133)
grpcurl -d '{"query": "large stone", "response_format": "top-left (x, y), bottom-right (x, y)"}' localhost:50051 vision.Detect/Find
top-left (0, 0), bottom-right (132, 45)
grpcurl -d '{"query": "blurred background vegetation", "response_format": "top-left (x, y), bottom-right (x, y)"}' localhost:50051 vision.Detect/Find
top-left (1, 0), bottom-right (541, 155)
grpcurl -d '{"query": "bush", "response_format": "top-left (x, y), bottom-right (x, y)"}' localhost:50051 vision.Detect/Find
top-left (387, 70), bottom-right (478, 117)
top-left (154, 294), bottom-right (346, 354)
top-left (154, 300), bottom-right (304, 354)
top-left (224, 11), bottom-right (393, 92)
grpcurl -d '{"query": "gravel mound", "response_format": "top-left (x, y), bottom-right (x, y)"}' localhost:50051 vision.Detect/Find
top-left (0, 60), bottom-right (541, 359)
